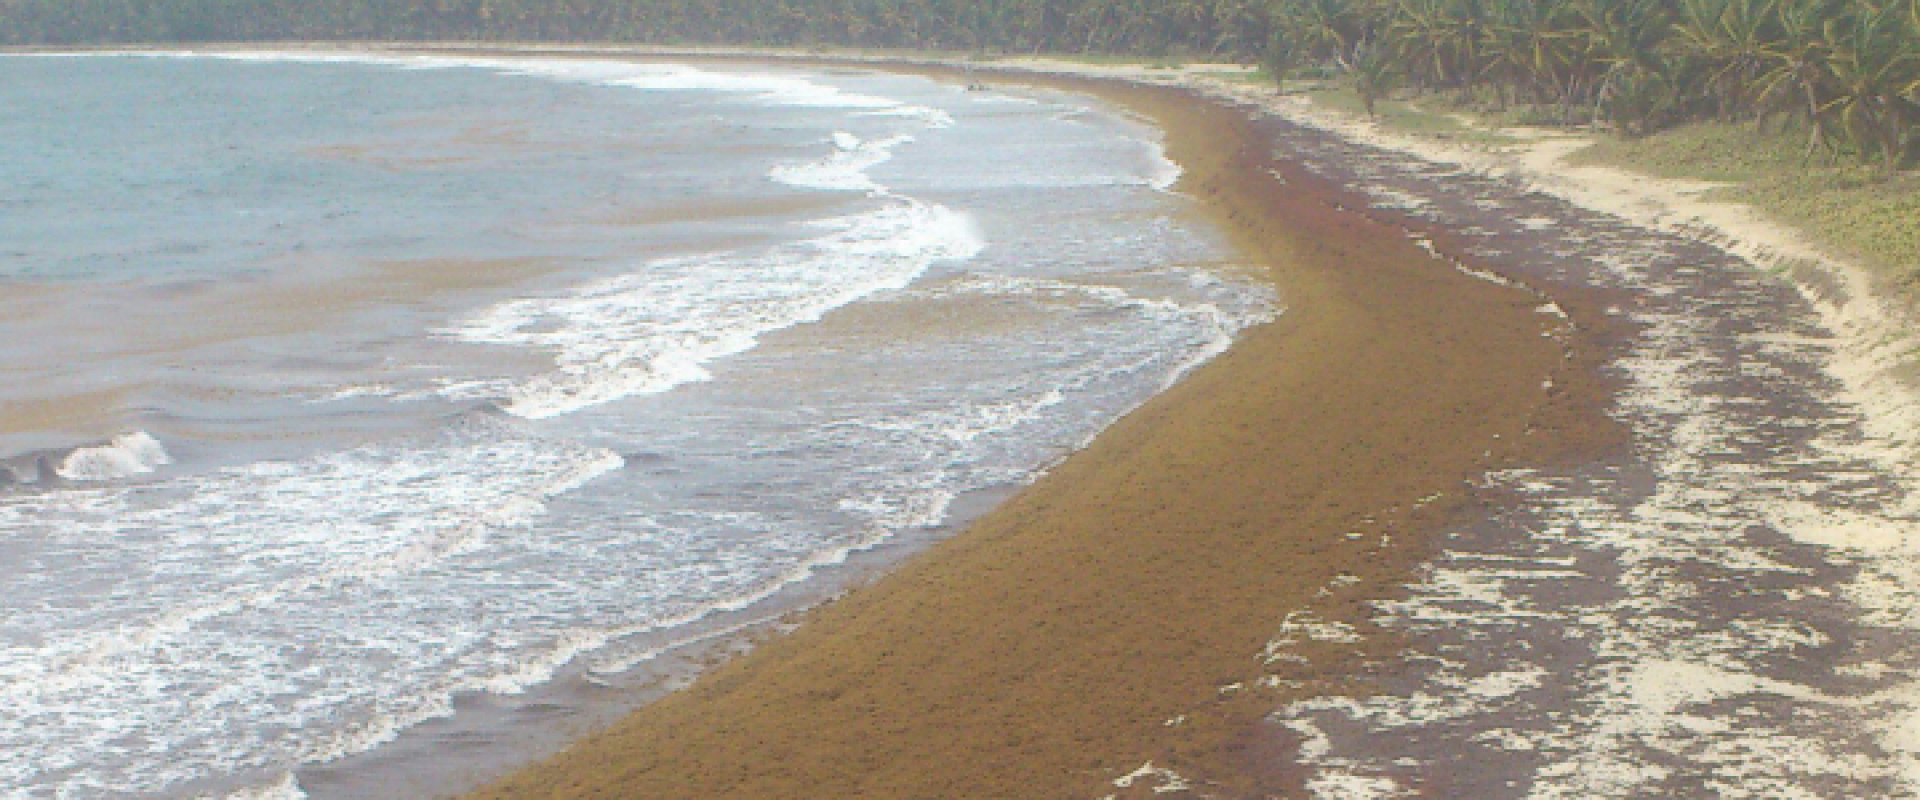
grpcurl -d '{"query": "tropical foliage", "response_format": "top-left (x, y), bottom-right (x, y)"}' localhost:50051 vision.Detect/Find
top-left (1268, 0), bottom-right (1920, 171)
top-left (1, 0), bottom-right (1915, 169)
top-left (0, 0), bottom-right (1278, 59)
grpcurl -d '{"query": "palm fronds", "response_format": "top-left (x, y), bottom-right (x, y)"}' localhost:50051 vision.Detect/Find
top-left (1269, 0), bottom-right (1920, 171)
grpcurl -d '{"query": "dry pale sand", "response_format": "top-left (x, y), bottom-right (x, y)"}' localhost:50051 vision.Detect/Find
top-left (469, 71), bottom-right (1612, 797)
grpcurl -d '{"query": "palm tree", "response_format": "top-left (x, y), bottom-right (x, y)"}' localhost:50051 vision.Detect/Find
top-left (1820, 2), bottom-right (1920, 172)
top-left (1754, 0), bottom-right (1839, 159)
top-left (1578, 0), bottom-right (1676, 130)
top-left (1263, 28), bottom-right (1299, 92)
top-left (1904, 0), bottom-right (1920, 102)
top-left (1350, 39), bottom-right (1399, 116)
top-left (1383, 0), bottom-right (1487, 94)
top-left (1275, 0), bottom-right (1367, 69)
top-left (1672, 0), bottom-right (1782, 121)
top-left (1481, 0), bottom-right (1591, 115)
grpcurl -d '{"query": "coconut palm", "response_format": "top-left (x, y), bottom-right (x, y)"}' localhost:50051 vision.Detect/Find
top-left (1754, 0), bottom-right (1840, 159)
top-left (1673, 0), bottom-right (1783, 121)
top-left (1275, 0), bottom-right (1368, 68)
top-left (1264, 28), bottom-right (1300, 92)
top-left (1905, 0), bottom-right (1920, 100)
top-left (1578, 0), bottom-right (1677, 130)
top-left (1819, 2), bottom-right (1920, 172)
top-left (1382, 0), bottom-right (1486, 92)
top-left (1349, 39), bottom-right (1399, 116)
top-left (1481, 0), bottom-right (1594, 115)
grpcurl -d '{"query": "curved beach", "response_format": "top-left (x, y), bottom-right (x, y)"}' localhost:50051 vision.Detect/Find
top-left (15, 46), bottom-right (1914, 796)
top-left (473, 70), bottom-right (1600, 797)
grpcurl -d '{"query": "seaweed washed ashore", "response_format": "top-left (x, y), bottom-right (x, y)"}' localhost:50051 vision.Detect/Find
top-left (462, 48), bottom-right (1920, 797)
top-left (9, 43), bottom-right (1920, 797)
top-left (471, 57), bottom-right (1591, 798)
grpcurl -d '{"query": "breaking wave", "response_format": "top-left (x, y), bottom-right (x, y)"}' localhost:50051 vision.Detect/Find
top-left (54, 431), bottom-right (172, 482)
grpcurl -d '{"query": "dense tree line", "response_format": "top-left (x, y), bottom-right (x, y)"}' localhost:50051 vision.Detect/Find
top-left (2, 0), bottom-right (1914, 169)
top-left (0, 0), bottom-right (1276, 58)
top-left (1269, 0), bottom-right (1920, 171)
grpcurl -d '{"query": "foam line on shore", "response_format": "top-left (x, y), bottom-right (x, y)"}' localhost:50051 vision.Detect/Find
top-left (442, 197), bottom-right (982, 419)
top-left (0, 50), bottom-right (1279, 798)
top-left (469, 60), bottom-right (1575, 800)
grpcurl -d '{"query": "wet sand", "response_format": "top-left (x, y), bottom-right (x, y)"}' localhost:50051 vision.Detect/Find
top-left (470, 73), bottom-right (1609, 796)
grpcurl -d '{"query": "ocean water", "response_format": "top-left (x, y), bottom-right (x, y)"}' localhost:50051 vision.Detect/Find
top-left (0, 52), bottom-right (1271, 797)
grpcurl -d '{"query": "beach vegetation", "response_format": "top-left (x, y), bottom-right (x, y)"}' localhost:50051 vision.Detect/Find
top-left (1261, 28), bottom-right (1297, 91)
top-left (1574, 117), bottom-right (1920, 287)
top-left (1347, 40), bottom-right (1396, 116)
top-left (2, 0), bottom-right (1909, 169)
top-left (1263, 0), bottom-right (1920, 173)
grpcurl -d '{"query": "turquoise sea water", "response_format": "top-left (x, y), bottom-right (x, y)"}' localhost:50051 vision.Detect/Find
top-left (0, 52), bottom-right (1270, 797)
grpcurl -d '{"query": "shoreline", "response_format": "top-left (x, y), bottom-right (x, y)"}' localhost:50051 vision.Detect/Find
top-left (281, 62), bottom-right (1272, 800)
top-left (1198, 79), bottom-right (1920, 475)
top-left (14, 44), bottom-right (1920, 794)
top-left (460, 59), bottom-right (1597, 797)
top-left (378, 41), bottom-right (1920, 468)
top-left (25, 41), bottom-right (1906, 450)
top-left (67, 40), bottom-right (1909, 452)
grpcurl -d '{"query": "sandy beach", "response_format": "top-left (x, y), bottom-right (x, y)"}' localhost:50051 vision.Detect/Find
top-left (10, 41), bottom-right (1920, 797)
top-left (45, 43), bottom-right (1905, 796)
top-left (467, 68), bottom-right (1606, 797)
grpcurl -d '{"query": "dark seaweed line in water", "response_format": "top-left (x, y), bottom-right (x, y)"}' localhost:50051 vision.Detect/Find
top-left (1259, 113), bottom-right (1920, 797)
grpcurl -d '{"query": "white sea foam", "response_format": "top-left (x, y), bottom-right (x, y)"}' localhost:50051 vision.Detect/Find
top-left (584, 617), bottom-right (763, 679)
top-left (1144, 138), bottom-right (1183, 192)
top-left (106, 50), bottom-right (959, 127)
top-left (578, 503), bottom-right (948, 679)
top-left (11, 434), bottom-right (623, 675)
top-left (605, 64), bottom-right (954, 126)
top-left (313, 383), bottom-right (398, 403)
top-left (0, 426), bottom-right (625, 794)
top-left (769, 131), bottom-right (914, 193)
top-left (55, 431), bottom-right (172, 481)
top-left (0, 51), bottom-right (1278, 798)
top-left (425, 66), bottom-right (980, 421)
top-left (448, 198), bottom-right (983, 419)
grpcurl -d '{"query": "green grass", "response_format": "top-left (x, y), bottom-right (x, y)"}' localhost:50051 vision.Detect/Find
top-left (1192, 67), bottom-right (1267, 85)
top-left (1571, 120), bottom-right (1920, 290)
top-left (1571, 118), bottom-right (1833, 182)
top-left (1040, 52), bottom-right (1169, 67)
top-left (1303, 85), bottom-right (1521, 147)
